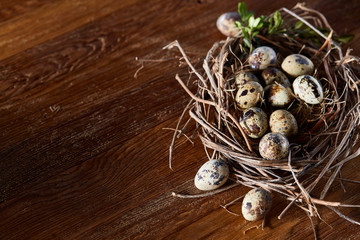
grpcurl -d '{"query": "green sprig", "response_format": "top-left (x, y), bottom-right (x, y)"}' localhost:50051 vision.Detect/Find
top-left (234, 2), bottom-right (354, 50)
top-left (235, 2), bottom-right (285, 49)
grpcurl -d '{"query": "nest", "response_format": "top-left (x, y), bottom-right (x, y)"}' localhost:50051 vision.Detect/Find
top-left (165, 3), bottom-right (360, 232)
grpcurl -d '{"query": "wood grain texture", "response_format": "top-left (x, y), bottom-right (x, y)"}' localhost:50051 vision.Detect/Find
top-left (0, 0), bottom-right (360, 239)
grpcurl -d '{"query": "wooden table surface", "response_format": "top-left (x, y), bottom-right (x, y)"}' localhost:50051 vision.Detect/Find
top-left (1, 0), bottom-right (360, 239)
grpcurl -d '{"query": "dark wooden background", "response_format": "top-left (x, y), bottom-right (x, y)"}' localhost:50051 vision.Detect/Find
top-left (0, 0), bottom-right (360, 239)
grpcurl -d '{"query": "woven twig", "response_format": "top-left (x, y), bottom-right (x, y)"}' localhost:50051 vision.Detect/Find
top-left (166, 3), bottom-right (360, 230)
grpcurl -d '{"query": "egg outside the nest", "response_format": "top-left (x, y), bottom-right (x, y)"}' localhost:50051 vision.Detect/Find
top-left (216, 12), bottom-right (241, 37)
top-left (194, 159), bottom-right (230, 191)
top-left (242, 188), bottom-right (272, 221)
top-left (293, 75), bottom-right (324, 104)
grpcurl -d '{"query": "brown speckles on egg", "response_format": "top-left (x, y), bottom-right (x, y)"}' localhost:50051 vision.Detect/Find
top-left (293, 75), bottom-right (323, 104)
top-left (295, 55), bottom-right (309, 65)
top-left (235, 71), bottom-right (259, 87)
top-left (265, 84), bottom-right (294, 107)
top-left (262, 67), bottom-right (291, 87)
top-left (235, 82), bottom-right (263, 109)
top-left (270, 110), bottom-right (298, 137)
top-left (242, 188), bottom-right (272, 221)
top-left (259, 132), bottom-right (289, 160)
top-left (216, 12), bottom-right (241, 37)
top-left (245, 202), bottom-right (252, 210)
top-left (239, 107), bottom-right (268, 138)
top-left (194, 160), bottom-right (230, 191)
top-left (249, 46), bottom-right (277, 70)
top-left (281, 54), bottom-right (314, 77)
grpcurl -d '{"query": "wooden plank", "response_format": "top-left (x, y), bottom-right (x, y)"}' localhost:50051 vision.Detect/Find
top-left (0, 0), bottom-right (360, 239)
top-left (0, 115), bottom-right (207, 239)
top-left (0, 0), bottom-right (221, 202)
top-left (0, 0), bottom-right (141, 61)
top-left (0, 0), bottom-right (52, 22)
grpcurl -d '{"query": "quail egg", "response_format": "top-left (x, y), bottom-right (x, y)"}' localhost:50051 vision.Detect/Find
top-left (293, 75), bottom-right (324, 104)
top-left (265, 84), bottom-right (294, 108)
top-left (240, 107), bottom-right (268, 138)
top-left (281, 54), bottom-right (314, 77)
top-left (259, 132), bottom-right (289, 160)
top-left (249, 46), bottom-right (277, 70)
top-left (262, 67), bottom-right (291, 87)
top-left (194, 159), bottom-right (230, 191)
top-left (235, 71), bottom-right (260, 87)
top-left (269, 110), bottom-right (298, 137)
top-left (242, 188), bottom-right (272, 221)
top-left (235, 81), bottom-right (263, 109)
top-left (216, 12), bottom-right (241, 37)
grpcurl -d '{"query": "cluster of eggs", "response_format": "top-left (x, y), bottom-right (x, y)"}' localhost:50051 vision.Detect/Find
top-left (189, 13), bottom-right (325, 222)
top-left (192, 45), bottom-right (324, 221)
top-left (235, 46), bottom-right (323, 161)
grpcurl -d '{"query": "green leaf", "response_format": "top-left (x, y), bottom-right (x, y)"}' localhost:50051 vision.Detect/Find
top-left (273, 11), bottom-right (282, 26)
top-left (256, 22), bottom-right (264, 29)
top-left (238, 2), bottom-right (248, 22)
top-left (235, 20), bottom-right (242, 28)
top-left (252, 31), bottom-right (259, 38)
top-left (243, 38), bottom-right (252, 48)
top-left (294, 21), bottom-right (304, 30)
top-left (253, 17), bottom-right (261, 28)
top-left (267, 10), bottom-right (283, 35)
top-left (248, 15), bottom-right (255, 28)
top-left (334, 34), bottom-right (354, 44)
top-left (242, 28), bottom-right (249, 39)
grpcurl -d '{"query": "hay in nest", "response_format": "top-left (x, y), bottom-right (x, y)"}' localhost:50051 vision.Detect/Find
top-left (165, 2), bottom-right (360, 233)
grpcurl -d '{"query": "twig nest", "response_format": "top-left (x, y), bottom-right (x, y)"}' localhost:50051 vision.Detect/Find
top-left (235, 71), bottom-right (260, 87)
top-left (235, 81), bottom-right (264, 109)
top-left (242, 188), bottom-right (272, 221)
top-left (194, 159), bottom-right (230, 191)
top-left (265, 84), bottom-right (294, 107)
top-left (262, 67), bottom-right (291, 87)
top-left (240, 107), bottom-right (268, 138)
top-left (293, 75), bottom-right (324, 104)
top-left (216, 12), bottom-right (241, 37)
top-left (281, 54), bottom-right (314, 77)
top-left (269, 110), bottom-right (298, 137)
top-left (249, 46), bottom-right (277, 70)
top-left (259, 132), bottom-right (289, 160)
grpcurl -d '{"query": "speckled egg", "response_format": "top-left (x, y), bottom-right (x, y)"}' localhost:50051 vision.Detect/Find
top-left (249, 46), bottom-right (277, 70)
top-left (281, 54), bottom-right (314, 77)
top-left (242, 188), bottom-right (272, 221)
top-left (293, 75), bottom-right (324, 104)
top-left (265, 84), bottom-right (294, 107)
top-left (259, 132), bottom-right (289, 160)
top-left (194, 159), bottom-right (230, 191)
top-left (269, 110), bottom-right (298, 137)
top-left (235, 81), bottom-right (263, 109)
top-left (216, 12), bottom-right (241, 37)
top-left (240, 107), bottom-right (268, 138)
top-left (235, 71), bottom-right (260, 87)
top-left (262, 68), bottom-right (291, 87)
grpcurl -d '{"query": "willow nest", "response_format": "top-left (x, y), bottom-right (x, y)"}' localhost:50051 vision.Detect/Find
top-left (165, 3), bottom-right (360, 231)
